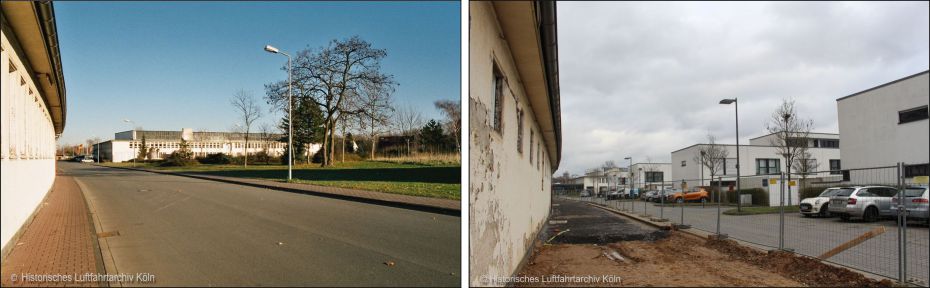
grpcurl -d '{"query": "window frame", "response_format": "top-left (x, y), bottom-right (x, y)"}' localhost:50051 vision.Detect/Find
top-left (492, 63), bottom-right (504, 133)
top-left (898, 105), bottom-right (929, 125)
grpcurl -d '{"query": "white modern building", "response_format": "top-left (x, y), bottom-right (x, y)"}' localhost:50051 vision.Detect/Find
top-left (836, 70), bottom-right (928, 182)
top-left (1, 2), bottom-right (67, 254)
top-left (582, 167), bottom-right (631, 195)
top-left (629, 162), bottom-right (672, 190)
top-left (91, 128), bottom-right (309, 163)
top-left (671, 132), bottom-right (842, 190)
top-left (469, 1), bottom-right (561, 285)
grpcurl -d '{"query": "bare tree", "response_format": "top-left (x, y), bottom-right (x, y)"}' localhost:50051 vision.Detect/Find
top-left (765, 99), bottom-right (813, 205)
top-left (356, 80), bottom-right (394, 159)
top-left (393, 104), bottom-right (424, 155)
top-left (793, 151), bottom-right (819, 190)
top-left (231, 90), bottom-right (263, 167)
top-left (434, 99), bottom-right (461, 152)
top-left (693, 134), bottom-right (729, 193)
top-left (642, 157), bottom-right (661, 190)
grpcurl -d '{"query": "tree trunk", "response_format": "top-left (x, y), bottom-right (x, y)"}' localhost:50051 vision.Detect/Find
top-left (370, 134), bottom-right (377, 159)
top-left (321, 122), bottom-right (330, 167)
top-left (244, 134), bottom-right (249, 167)
top-left (341, 121), bottom-right (346, 163)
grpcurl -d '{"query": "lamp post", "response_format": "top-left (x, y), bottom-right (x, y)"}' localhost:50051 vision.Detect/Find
top-left (720, 98), bottom-right (741, 212)
top-left (124, 119), bottom-right (137, 166)
top-left (624, 156), bottom-right (632, 196)
top-left (265, 45), bottom-right (293, 180)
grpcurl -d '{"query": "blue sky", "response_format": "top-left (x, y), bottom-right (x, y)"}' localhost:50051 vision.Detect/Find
top-left (55, 1), bottom-right (460, 145)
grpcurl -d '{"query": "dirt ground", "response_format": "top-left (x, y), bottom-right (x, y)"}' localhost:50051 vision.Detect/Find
top-left (517, 231), bottom-right (893, 287)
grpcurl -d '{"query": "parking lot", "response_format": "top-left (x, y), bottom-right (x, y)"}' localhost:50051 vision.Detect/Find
top-left (566, 196), bottom-right (929, 286)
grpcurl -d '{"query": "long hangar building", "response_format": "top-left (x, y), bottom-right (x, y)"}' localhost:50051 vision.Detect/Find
top-left (1, 2), bottom-right (67, 253)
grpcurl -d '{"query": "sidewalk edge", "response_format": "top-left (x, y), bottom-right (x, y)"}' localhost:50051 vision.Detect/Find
top-left (98, 164), bottom-right (460, 216)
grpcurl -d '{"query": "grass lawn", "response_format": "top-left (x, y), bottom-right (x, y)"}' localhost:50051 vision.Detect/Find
top-left (101, 161), bottom-right (461, 200)
top-left (723, 206), bottom-right (800, 215)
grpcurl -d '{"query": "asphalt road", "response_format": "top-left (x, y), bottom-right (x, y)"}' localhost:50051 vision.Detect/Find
top-left (61, 162), bottom-right (459, 286)
top-left (569, 196), bottom-right (929, 286)
top-left (547, 198), bottom-right (666, 244)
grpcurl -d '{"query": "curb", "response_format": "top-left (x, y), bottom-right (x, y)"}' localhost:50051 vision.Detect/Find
top-left (97, 164), bottom-right (460, 216)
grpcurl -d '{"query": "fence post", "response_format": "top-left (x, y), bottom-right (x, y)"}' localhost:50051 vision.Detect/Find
top-left (716, 176), bottom-right (722, 236)
top-left (680, 181), bottom-right (685, 226)
top-left (659, 183), bottom-right (665, 220)
top-left (779, 172), bottom-right (785, 250)
top-left (897, 162), bottom-right (906, 284)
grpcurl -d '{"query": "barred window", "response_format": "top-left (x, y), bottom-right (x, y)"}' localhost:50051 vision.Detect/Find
top-left (516, 109), bottom-right (523, 154)
top-left (492, 64), bottom-right (504, 133)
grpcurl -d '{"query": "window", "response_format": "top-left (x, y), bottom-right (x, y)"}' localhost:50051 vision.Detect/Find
top-left (645, 172), bottom-right (663, 182)
top-left (516, 109), bottom-right (523, 154)
top-left (492, 64), bottom-right (504, 133)
top-left (756, 159), bottom-right (780, 175)
top-left (899, 105), bottom-right (929, 124)
top-left (529, 130), bottom-right (533, 164)
top-left (681, 160), bottom-right (686, 167)
top-left (814, 139), bottom-right (839, 148)
top-left (842, 170), bottom-right (850, 181)
top-left (829, 160), bottom-right (841, 175)
top-left (620, 177), bottom-right (627, 185)
top-left (905, 163), bottom-right (929, 178)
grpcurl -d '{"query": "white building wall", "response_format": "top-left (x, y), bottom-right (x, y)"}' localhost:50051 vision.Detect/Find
top-left (671, 144), bottom-right (841, 189)
top-left (837, 72), bottom-right (929, 170)
top-left (469, 2), bottom-right (554, 284)
top-left (1, 31), bottom-right (59, 249)
top-left (630, 163), bottom-right (672, 189)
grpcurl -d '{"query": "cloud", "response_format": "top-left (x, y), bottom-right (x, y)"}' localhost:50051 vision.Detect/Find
top-left (555, 1), bottom-right (929, 176)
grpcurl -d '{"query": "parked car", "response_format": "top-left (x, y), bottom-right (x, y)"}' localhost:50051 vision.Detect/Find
top-left (651, 190), bottom-right (670, 203)
top-left (668, 187), bottom-right (710, 204)
top-left (800, 187), bottom-right (849, 217)
top-left (640, 190), bottom-right (656, 201)
top-left (81, 157), bottom-right (96, 163)
top-left (606, 190), bottom-right (623, 200)
top-left (828, 186), bottom-right (898, 222)
top-left (891, 186), bottom-right (929, 225)
top-left (580, 189), bottom-right (592, 197)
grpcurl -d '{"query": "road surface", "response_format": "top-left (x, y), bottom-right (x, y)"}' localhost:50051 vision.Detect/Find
top-left (62, 162), bottom-right (459, 286)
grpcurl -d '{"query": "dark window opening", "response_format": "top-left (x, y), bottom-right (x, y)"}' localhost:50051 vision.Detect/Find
top-left (899, 105), bottom-right (929, 124)
top-left (905, 163), bottom-right (929, 178)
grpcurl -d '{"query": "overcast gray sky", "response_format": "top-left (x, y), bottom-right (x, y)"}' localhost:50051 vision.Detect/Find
top-left (555, 1), bottom-right (929, 176)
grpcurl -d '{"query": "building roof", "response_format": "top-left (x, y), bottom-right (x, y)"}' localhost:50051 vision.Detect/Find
top-left (747, 131), bottom-right (839, 141)
top-left (118, 129), bottom-right (282, 141)
top-left (1, 1), bottom-right (67, 135)
top-left (493, 1), bottom-right (561, 172)
top-left (836, 70), bottom-right (929, 102)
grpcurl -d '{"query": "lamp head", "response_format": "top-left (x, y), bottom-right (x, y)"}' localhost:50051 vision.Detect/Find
top-left (719, 99), bottom-right (736, 105)
top-left (264, 45), bottom-right (280, 54)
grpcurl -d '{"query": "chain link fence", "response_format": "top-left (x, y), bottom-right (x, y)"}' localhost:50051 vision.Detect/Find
top-left (555, 163), bottom-right (928, 286)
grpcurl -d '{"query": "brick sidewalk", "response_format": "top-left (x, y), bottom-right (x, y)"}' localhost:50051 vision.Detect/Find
top-left (0, 176), bottom-right (104, 287)
top-left (105, 165), bottom-right (460, 215)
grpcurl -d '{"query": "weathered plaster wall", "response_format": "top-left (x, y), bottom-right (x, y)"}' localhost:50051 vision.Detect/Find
top-left (469, 2), bottom-right (553, 286)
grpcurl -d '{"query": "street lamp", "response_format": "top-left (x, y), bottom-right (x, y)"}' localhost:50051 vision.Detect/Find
top-left (124, 119), bottom-right (137, 166)
top-left (720, 98), bottom-right (742, 212)
top-left (624, 156), bottom-right (632, 194)
top-left (264, 44), bottom-right (293, 181)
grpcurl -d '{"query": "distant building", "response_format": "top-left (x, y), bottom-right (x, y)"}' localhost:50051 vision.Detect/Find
top-left (671, 132), bottom-right (842, 194)
top-left (629, 163), bottom-right (672, 190)
top-left (92, 128), bottom-right (311, 163)
top-left (469, 1), bottom-right (561, 285)
top-left (1, 2), bottom-right (67, 253)
top-left (836, 70), bottom-right (928, 181)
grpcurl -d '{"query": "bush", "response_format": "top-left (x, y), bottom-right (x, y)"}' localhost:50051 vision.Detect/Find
top-left (197, 153), bottom-right (231, 164)
top-left (800, 186), bottom-right (829, 200)
top-left (161, 151), bottom-right (198, 167)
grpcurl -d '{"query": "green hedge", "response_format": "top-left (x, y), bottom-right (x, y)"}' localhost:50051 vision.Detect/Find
top-left (800, 186), bottom-right (829, 200)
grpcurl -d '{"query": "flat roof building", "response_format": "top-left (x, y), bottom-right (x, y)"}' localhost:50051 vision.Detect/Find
top-left (836, 70), bottom-right (928, 181)
top-left (92, 128), bottom-right (299, 163)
